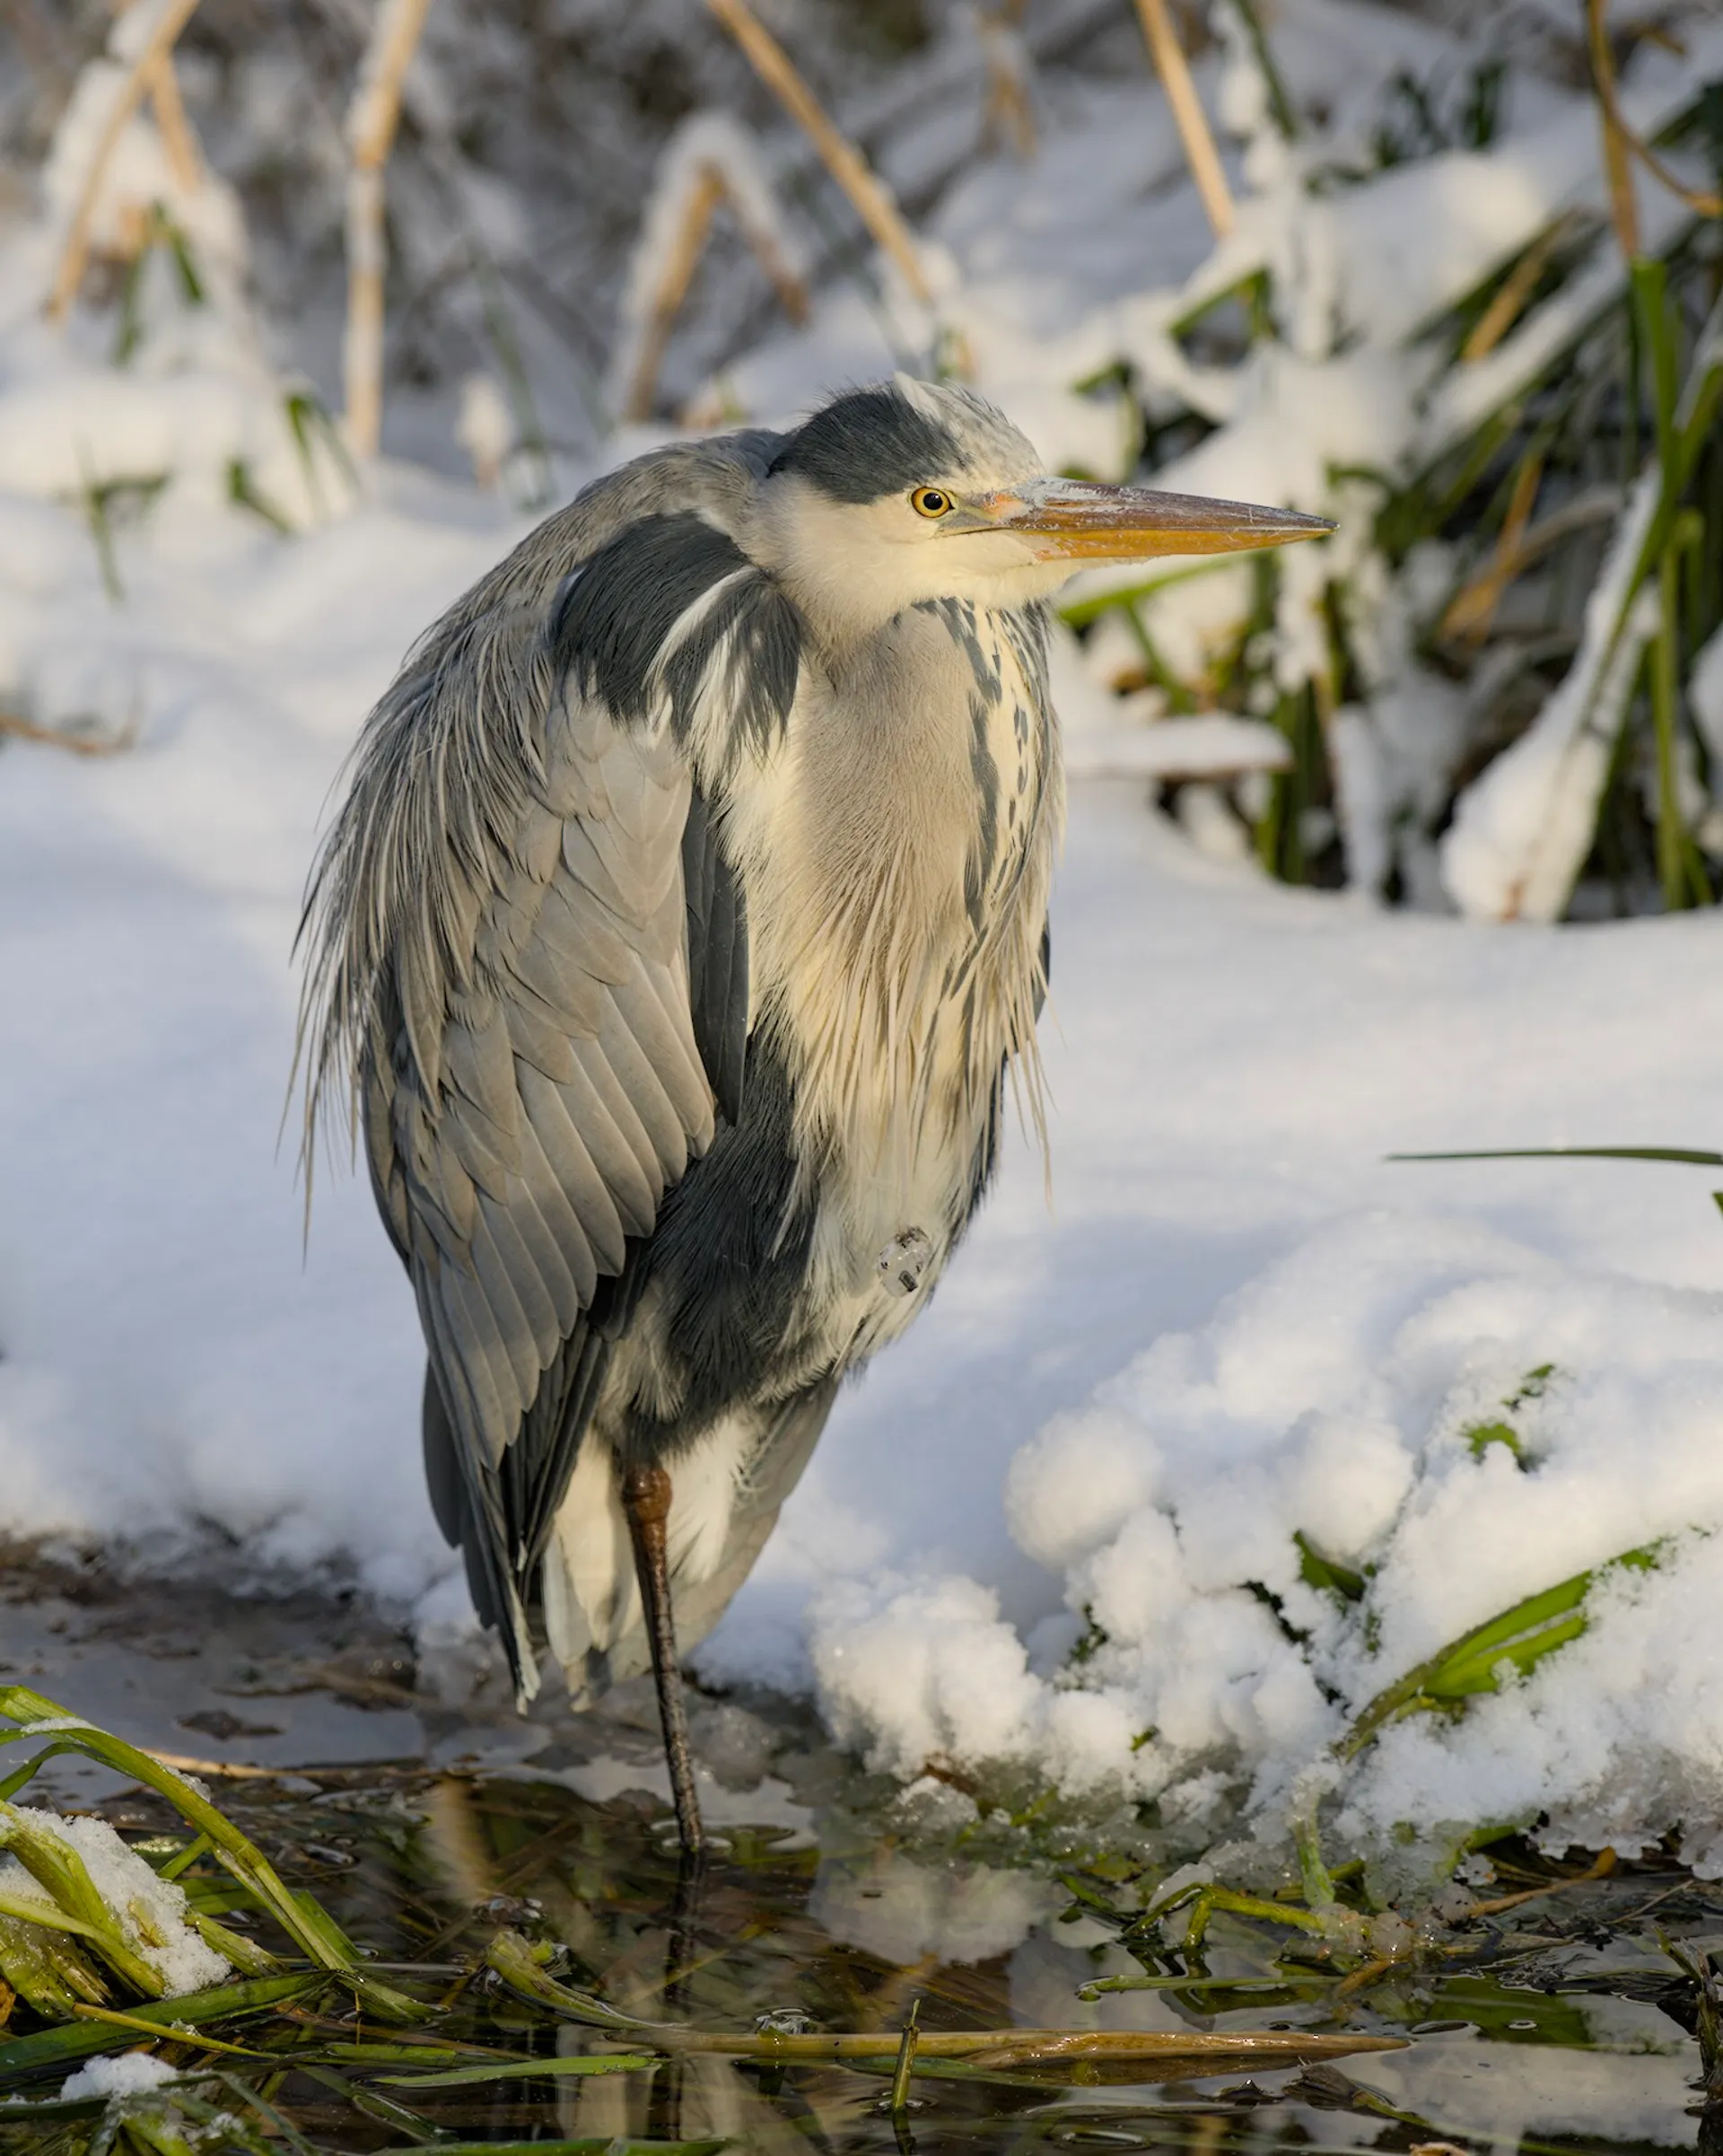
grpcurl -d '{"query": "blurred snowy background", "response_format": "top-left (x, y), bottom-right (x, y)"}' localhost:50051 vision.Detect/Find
top-left (4, 0), bottom-right (1723, 1869)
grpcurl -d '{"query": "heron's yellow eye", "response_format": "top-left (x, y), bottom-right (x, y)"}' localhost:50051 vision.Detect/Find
top-left (911, 486), bottom-right (954, 518)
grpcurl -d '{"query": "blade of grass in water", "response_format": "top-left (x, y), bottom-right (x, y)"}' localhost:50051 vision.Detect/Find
top-left (0, 1971), bottom-right (323, 2082)
top-left (0, 1687), bottom-right (425, 2020)
top-left (368, 2143), bottom-right (731, 2155)
top-left (0, 1801), bottom-right (168, 1998)
top-left (0, 1903), bottom-right (112, 2016)
top-left (484, 1932), bottom-right (1404, 2070)
top-left (380, 2053), bottom-right (660, 2088)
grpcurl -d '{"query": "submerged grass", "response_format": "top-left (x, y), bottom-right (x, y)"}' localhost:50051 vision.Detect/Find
top-left (0, 1690), bottom-right (1439, 2153)
top-left (4, 1667), bottom-right (1718, 2151)
top-left (0, 1673), bottom-right (1715, 2151)
top-left (3, 1600), bottom-right (1721, 2154)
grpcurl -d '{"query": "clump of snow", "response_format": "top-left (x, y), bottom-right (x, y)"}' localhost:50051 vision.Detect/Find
top-left (1691, 623), bottom-right (1723, 776)
top-left (803, 1205), bottom-right (1723, 1861)
top-left (60, 2051), bottom-right (180, 2102)
top-left (455, 372), bottom-right (513, 489)
top-left (1, 1808), bottom-right (230, 1994)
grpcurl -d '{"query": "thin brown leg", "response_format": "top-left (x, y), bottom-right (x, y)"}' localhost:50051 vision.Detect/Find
top-left (620, 1460), bottom-right (705, 1857)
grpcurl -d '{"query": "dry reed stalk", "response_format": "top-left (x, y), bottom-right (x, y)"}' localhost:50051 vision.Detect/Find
top-left (1460, 217), bottom-right (1572, 363)
top-left (1462, 1845), bottom-right (1616, 1917)
top-left (1440, 450), bottom-right (1544, 644)
top-left (1596, 76), bottom-right (1643, 259)
top-left (1587, 0), bottom-right (1720, 242)
top-left (624, 164), bottom-right (722, 424)
top-left (1132, 0), bottom-right (1234, 241)
top-left (978, 0), bottom-right (1036, 160)
top-left (622, 156), bottom-right (809, 423)
top-left (45, 0), bottom-right (203, 323)
top-left (617, 2025), bottom-right (1405, 2066)
top-left (704, 0), bottom-right (932, 304)
top-left (0, 709), bottom-right (136, 757)
top-left (147, 47), bottom-right (201, 190)
top-left (343, 0), bottom-right (432, 460)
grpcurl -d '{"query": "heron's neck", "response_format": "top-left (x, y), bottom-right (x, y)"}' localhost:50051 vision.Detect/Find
top-left (726, 598), bottom-right (1062, 1170)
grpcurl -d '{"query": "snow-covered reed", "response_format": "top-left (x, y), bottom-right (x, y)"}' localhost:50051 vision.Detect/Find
top-left (608, 110), bottom-right (809, 425)
top-left (1036, 1), bottom-right (1723, 921)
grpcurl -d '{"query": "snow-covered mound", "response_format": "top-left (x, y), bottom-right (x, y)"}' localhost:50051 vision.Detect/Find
top-left (698, 791), bottom-right (1723, 1864)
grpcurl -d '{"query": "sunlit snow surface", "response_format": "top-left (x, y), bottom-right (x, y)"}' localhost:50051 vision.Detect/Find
top-left (4, 0), bottom-right (1723, 1866)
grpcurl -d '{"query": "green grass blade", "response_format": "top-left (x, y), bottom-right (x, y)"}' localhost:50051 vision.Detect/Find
top-left (318, 2042), bottom-right (477, 2064)
top-left (1295, 1531), bottom-right (1366, 1602)
top-left (0, 1887), bottom-right (112, 1945)
top-left (1631, 258), bottom-right (1679, 476)
top-left (0, 1907), bottom-right (110, 2017)
top-left (484, 1929), bottom-right (658, 2030)
top-left (0, 1802), bottom-right (165, 1997)
top-left (364, 2143), bottom-right (730, 2155)
top-left (1389, 1145), bottom-right (1723, 1165)
top-left (1341, 1541), bottom-right (1661, 1757)
top-left (0, 1971), bottom-right (322, 2082)
top-left (0, 1689), bottom-right (375, 1992)
top-left (297, 2063), bottom-right (445, 2143)
top-left (189, 1912), bottom-right (279, 1976)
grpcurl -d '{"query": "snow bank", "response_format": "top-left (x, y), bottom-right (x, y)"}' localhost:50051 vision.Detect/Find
top-left (808, 1207), bottom-right (1723, 1859)
top-left (701, 792), bottom-right (1723, 1859)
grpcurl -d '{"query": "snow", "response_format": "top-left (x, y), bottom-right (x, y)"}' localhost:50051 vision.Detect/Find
top-left (455, 372), bottom-right (514, 489)
top-left (4, 0), bottom-right (1723, 1874)
top-left (60, 2051), bottom-right (179, 2101)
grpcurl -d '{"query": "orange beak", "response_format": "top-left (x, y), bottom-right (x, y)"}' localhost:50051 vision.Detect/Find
top-left (978, 478), bottom-right (1334, 562)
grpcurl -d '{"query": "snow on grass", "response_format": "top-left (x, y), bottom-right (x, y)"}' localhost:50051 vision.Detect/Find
top-left (3, 1807), bottom-right (229, 1995)
top-left (59, 2052), bottom-right (180, 2102)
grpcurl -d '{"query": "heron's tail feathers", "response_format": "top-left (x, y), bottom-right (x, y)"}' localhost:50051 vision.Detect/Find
top-left (422, 1366), bottom-right (543, 1711)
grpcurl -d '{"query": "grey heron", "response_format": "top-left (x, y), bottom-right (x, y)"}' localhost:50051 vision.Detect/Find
top-left (299, 375), bottom-right (1328, 1854)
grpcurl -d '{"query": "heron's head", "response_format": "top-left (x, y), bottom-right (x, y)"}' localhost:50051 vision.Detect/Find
top-left (748, 374), bottom-right (1331, 641)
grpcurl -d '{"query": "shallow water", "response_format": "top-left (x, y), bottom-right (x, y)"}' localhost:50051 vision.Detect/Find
top-left (3, 1556), bottom-right (1719, 2155)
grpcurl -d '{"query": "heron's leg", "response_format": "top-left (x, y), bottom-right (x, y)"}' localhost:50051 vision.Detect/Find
top-left (620, 1461), bottom-right (705, 1857)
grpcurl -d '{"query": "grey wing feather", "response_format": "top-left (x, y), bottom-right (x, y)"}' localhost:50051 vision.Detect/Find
top-left (403, 711), bottom-right (713, 1669)
top-left (682, 785), bottom-right (748, 1125)
top-left (299, 433), bottom-right (783, 1698)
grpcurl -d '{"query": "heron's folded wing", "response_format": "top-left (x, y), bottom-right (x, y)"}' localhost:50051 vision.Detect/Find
top-left (372, 684), bottom-right (734, 1681)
